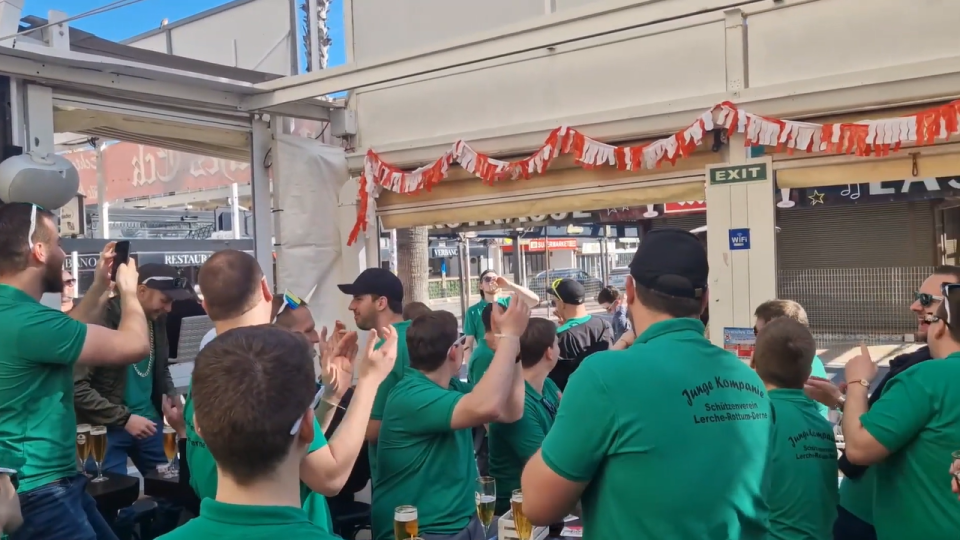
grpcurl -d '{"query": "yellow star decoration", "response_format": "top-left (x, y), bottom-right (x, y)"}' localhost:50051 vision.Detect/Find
top-left (808, 190), bottom-right (825, 205)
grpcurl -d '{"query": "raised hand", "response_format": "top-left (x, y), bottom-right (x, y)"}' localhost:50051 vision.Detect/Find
top-left (320, 322), bottom-right (358, 399)
top-left (115, 257), bottom-right (139, 296)
top-left (844, 344), bottom-right (878, 387)
top-left (357, 326), bottom-right (398, 384)
top-left (93, 241), bottom-right (116, 289)
top-left (492, 294), bottom-right (531, 338)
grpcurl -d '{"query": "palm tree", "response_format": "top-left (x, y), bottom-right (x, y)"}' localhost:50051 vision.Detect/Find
top-left (397, 227), bottom-right (430, 303)
top-left (301, 0), bottom-right (332, 71)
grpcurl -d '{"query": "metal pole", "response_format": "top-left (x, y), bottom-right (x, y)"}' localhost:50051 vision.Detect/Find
top-left (543, 227), bottom-right (551, 318)
top-left (71, 251), bottom-right (79, 298)
top-left (101, 202), bottom-right (110, 240)
top-left (231, 182), bottom-right (241, 239)
top-left (457, 237), bottom-right (469, 318)
top-left (307, 0), bottom-right (321, 72)
top-left (600, 227), bottom-right (609, 285)
top-left (464, 236), bottom-right (472, 307)
top-left (95, 142), bottom-right (106, 239)
top-left (389, 229), bottom-right (398, 272)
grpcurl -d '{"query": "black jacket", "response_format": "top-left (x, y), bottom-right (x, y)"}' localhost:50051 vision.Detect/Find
top-left (837, 345), bottom-right (932, 478)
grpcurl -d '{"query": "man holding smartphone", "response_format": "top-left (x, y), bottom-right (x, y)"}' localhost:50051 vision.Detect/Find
top-left (74, 264), bottom-right (189, 476)
top-left (0, 203), bottom-right (151, 540)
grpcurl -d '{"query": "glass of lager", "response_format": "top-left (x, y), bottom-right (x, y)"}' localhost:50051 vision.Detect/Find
top-left (475, 476), bottom-right (496, 536)
top-left (162, 426), bottom-right (178, 478)
top-left (89, 426), bottom-right (108, 483)
top-left (511, 489), bottom-right (532, 540)
top-left (394, 505), bottom-right (418, 540)
top-left (76, 424), bottom-right (91, 475)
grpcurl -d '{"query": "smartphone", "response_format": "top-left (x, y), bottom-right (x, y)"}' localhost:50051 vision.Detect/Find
top-left (111, 241), bottom-right (130, 280)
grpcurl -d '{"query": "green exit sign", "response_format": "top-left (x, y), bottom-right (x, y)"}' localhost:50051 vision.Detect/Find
top-left (709, 163), bottom-right (769, 185)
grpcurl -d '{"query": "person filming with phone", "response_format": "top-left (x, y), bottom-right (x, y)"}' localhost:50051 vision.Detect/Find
top-left (840, 283), bottom-right (960, 540)
top-left (74, 263), bottom-right (189, 477)
top-left (0, 203), bottom-right (151, 540)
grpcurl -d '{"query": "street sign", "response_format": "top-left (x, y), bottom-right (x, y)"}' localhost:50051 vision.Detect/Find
top-left (728, 228), bottom-right (751, 250)
top-left (709, 163), bottom-right (769, 185)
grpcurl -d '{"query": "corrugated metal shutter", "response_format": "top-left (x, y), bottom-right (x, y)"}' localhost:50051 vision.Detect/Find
top-left (650, 212), bottom-right (707, 232)
top-left (776, 201), bottom-right (935, 270)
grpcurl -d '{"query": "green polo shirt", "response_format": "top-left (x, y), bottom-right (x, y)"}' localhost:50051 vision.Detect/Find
top-left (463, 296), bottom-right (510, 344)
top-left (372, 368), bottom-right (476, 540)
top-left (859, 353), bottom-right (960, 540)
top-left (540, 318), bottom-right (772, 540)
top-left (0, 284), bottom-right (87, 493)
top-left (125, 356), bottom-right (159, 421)
top-left (467, 341), bottom-right (495, 385)
top-left (157, 499), bottom-right (338, 540)
top-left (764, 389), bottom-right (838, 540)
top-left (368, 320), bottom-right (412, 487)
top-left (184, 388), bottom-right (332, 531)
top-left (489, 378), bottom-right (560, 514)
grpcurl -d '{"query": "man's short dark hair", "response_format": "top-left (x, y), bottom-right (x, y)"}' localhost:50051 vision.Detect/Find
top-left (597, 286), bottom-right (620, 305)
top-left (402, 301), bottom-right (431, 321)
top-left (636, 284), bottom-right (702, 318)
top-left (376, 295), bottom-right (403, 316)
top-left (753, 317), bottom-right (816, 389)
top-left (520, 318), bottom-right (557, 368)
top-left (0, 203), bottom-right (56, 276)
top-left (192, 325), bottom-right (315, 484)
top-left (407, 310), bottom-right (458, 372)
top-left (199, 250), bottom-right (263, 322)
top-left (754, 299), bottom-right (808, 326)
top-left (933, 265), bottom-right (960, 283)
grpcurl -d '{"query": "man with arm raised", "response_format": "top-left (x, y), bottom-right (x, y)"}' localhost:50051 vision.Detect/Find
top-left (0, 203), bottom-right (150, 540)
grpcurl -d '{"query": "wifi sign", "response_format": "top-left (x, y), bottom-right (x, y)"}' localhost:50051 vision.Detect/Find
top-left (728, 228), bottom-right (751, 251)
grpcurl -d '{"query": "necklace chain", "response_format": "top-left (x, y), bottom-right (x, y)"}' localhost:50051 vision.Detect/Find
top-left (133, 324), bottom-right (154, 378)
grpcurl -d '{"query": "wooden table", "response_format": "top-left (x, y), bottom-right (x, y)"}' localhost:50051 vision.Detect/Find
top-left (85, 473), bottom-right (139, 521)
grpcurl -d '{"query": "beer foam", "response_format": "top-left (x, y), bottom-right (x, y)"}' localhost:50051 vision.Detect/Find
top-left (395, 509), bottom-right (417, 522)
top-left (476, 495), bottom-right (496, 503)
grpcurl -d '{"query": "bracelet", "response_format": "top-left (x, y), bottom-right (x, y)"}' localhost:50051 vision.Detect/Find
top-left (494, 334), bottom-right (520, 341)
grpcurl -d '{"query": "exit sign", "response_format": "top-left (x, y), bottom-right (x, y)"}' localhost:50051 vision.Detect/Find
top-left (709, 163), bottom-right (769, 185)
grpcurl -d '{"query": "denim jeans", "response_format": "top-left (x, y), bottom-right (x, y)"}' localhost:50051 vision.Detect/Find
top-left (85, 425), bottom-right (168, 476)
top-left (833, 505), bottom-right (877, 540)
top-left (10, 474), bottom-right (118, 540)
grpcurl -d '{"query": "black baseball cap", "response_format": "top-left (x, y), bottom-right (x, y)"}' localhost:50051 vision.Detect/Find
top-left (138, 264), bottom-right (194, 301)
top-left (338, 268), bottom-right (404, 303)
top-left (547, 278), bottom-right (585, 305)
top-left (629, 228), bottom-right (708, 299)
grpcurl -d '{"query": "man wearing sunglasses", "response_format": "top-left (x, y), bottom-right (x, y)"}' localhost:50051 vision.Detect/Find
top-left (838, 281), bottom-right (960, 539)
top-left (804, 265), bottom-right (960, 540)
top-left (463, 270), bottom-right (539, 359)
top-left (546, 278), bottom-right (613, 391)
top-left (0, 203), bottom-right (150, 540)
top-left (74, 264), bottom-right (190, 477)
top-left (488, 317), bottom-right (561, 515)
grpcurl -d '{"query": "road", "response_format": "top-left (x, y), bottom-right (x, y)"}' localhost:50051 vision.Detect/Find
top-left (430, 296), bottom-right (610, 326)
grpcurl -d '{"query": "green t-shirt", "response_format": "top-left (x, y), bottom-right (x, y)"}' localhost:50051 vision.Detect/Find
top-left (157, 499), bottom-right (338, 540)
top-left (463, 297), bottom-right (511, 343)
top-left (125, 357), bottom-right (159, 420)
top-left (764, 389), bottom-right (838, 540)
top-left (372, 368), bottom-right (476, 540)
top-left (368, 320), bottom-right (412, 486)
top-left (809, 356), bottom-right (829, 420)
top-left (0, 284), bottom-right (87, 493)
top-left (467, 342), bottom-right (495, 385)
top-left (540, 318), bottom-right (772, 540)
top-left (859, 354), bottom-right (960, 540)
top-left (184, 387), bottom-right (332, 530)
top-left (489, 378), bottom-right (561, 514)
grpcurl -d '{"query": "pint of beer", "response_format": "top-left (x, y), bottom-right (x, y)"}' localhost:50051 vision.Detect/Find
top-left (76, 424), bottom-right (91, 466)
top-left (393, 505), bottom-right (418, 540)
top-left (511, 490), bottom-right (533, 540)
top-left (163, 426), bottom-right (177, 462)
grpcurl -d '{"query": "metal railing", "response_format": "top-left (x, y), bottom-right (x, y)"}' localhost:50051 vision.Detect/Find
top-left (777, 267), bottom-right (934, 342)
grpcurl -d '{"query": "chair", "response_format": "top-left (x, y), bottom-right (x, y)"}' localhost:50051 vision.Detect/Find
top-left (173, 315), bottom-right (213, 364)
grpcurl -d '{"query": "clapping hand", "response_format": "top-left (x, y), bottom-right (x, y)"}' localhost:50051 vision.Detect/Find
top-left (320, 321), bottom-right (358, 400)
top-left (357, 326), bottom-right (398, 384)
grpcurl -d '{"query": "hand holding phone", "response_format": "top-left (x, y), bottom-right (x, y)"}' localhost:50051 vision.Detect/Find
top-left (110, 241), bottom-right (130, 281)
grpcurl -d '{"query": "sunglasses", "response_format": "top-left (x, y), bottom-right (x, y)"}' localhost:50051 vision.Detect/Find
top-left (64, 279), bottom-right (77, 286)
top-left (27, 204), bottom-right (43, 250)
top-left (915, 291), bottom-right (945, 308)
top-left (273, 290), bottom-right (305, 323)
top-left (482, 276), bottom-right (497, 283)
top-left (289, 385), bottom-right (346, 436)
top-left (143, 276), bottom-right (188, 290)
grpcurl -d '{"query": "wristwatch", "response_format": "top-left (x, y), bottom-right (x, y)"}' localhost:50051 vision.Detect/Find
top-left (849, 379), bottom-right (871, 389)
top-left (834, 395), bottom-right (846, 412)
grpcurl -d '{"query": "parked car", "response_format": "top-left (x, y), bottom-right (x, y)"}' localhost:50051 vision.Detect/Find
top-left (528, 268), bottom-right (604, 304)
top-left (607, 268), bottom-right (630, 291)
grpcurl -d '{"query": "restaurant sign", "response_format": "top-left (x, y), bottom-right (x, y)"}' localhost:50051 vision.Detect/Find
top-left (778, 177), bottom-right (960, 209)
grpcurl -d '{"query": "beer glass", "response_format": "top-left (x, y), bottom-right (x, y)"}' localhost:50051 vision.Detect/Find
top-left (76, 424), bottom-right (91, 475)
top-left (475, 476), bottom-right (496, 536)
top-left (951, 450), bottom-right (960, 489)
top-left (393, 505), bottom-right (418, 540)
top-left (162, 426), bottom-right (178, 478)
top-left (89, 426), bottom-right (108, 483)
top-left (511, 489), bottom-right (532, 540)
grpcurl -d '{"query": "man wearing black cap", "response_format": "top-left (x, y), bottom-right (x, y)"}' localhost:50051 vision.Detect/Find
top-left (338, 268), bottom-right (411, 487)
top-left (74, 263), bottom-right (189, 476)
top-left (546, 278), bottom-right (613, 391)
top-left (521, 229), bottom-right (773, 540)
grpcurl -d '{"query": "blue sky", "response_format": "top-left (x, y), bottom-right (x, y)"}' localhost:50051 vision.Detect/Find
top-left (22, 0), bottom-right (346, 72)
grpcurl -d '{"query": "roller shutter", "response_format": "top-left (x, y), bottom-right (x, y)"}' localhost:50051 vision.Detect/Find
top-left (650, 212), bottom-right (707, 232)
